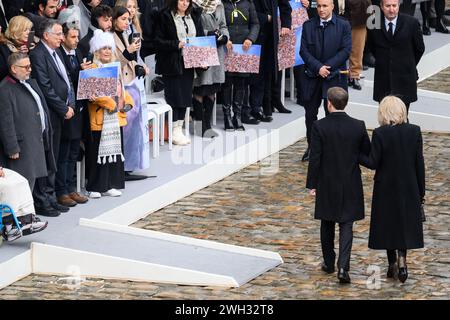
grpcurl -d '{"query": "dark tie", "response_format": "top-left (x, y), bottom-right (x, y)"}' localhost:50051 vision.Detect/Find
top-left (320, 22), bottom-right (328, 61)
top-left (388, 22), bottom-right (394, 37)
top-left (69, 54), bottom-right (78, 70)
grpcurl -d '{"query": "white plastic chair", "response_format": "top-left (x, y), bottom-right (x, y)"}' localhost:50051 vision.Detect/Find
top-left (147, 110), bottom-right (160, 158)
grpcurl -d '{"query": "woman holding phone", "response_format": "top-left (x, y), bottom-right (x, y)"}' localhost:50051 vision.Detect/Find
top-left (0, 16), bottom-right (35, 81)
top-left (112, 6), bottom-right (149, 84)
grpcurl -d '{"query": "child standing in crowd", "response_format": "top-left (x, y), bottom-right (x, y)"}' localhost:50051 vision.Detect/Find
top-left (85, 30), bottom-right (133, 198)
top-left (154, 0), bottom-right (205, 145)
top-left (221, 0), bottom-right (259, 131)
top-left (192, 0), bottom-right (229, 138)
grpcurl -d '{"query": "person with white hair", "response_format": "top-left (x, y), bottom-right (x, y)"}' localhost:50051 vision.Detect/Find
top-left (359, 96), bottom-right (425, 284)
top-left (84, 29), bottom-right (134, 199)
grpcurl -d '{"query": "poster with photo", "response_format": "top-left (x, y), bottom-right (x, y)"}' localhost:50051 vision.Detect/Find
top-left (224, 44), bottom-right (262, 74)
top-left (278, 27), bottom-right (304, 70)
top-left (183, 36), bottom-right (220, 69)
top-left (290, 0), bottom-right (309, 29)
top-left (77, 64), bottom-right (119, 100)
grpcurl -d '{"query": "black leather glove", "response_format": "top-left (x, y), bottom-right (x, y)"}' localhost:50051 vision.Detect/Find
top-left (135, 65), bottom-right (146, 79)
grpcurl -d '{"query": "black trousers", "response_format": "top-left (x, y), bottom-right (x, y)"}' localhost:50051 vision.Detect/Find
top-left (55, 138), bottom-right (81, 197)
top-left (222, 75), bottom-right (246, 107)
top-left (33, 119), bottom-right (61, 208)
top-left (304, 80), bottom-right (329, 145)
top-left (172, 108), bottom-right (187, 121)
top-left (249, 69), bottom-right (283, 116)
top-left (321, 220), bottom-right (354, 271)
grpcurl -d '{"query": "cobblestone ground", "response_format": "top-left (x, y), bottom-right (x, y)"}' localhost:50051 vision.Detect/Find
top-left (418, 67), bottom-right (450, 94)
top-left (1, 71), bottom-right (449, 300)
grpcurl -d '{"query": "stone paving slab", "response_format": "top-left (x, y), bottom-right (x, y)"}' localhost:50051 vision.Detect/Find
top-left (0, 70), bottom-right (449, 300)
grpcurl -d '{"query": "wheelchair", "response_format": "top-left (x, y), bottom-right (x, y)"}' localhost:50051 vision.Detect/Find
top-left (0, 204), bottom-right (23, 246)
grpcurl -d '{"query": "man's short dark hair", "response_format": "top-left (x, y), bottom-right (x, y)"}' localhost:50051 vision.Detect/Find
top-left (8, 52), bottom-right (29, 69)
top-left (166, 0), bottom-right (193, 15)
top-left (327, 87), bottom-right (349, 110)
top-left (62, 23), bottom-right (79, 36)
top-left (91, 4), bottom-right (113, 28)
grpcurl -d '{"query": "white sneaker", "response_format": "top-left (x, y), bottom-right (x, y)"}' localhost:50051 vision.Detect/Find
top-left (102, 188), bottom-right (122, 197)
top-left (172, 122), bottom-right (188, 145)
top-left (22, 216), bottom-right (48, 236)
top-left (88, 191), bottom-right (102, 199)
top-left (4, 224), bottom-right (22, 242)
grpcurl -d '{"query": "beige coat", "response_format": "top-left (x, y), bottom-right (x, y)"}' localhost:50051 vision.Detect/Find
top-left (113, 32), bottom-right (138, 85)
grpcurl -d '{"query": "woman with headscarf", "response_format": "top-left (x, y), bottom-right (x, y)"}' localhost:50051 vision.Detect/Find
top-left (191, 0), bottom-right (229, 138)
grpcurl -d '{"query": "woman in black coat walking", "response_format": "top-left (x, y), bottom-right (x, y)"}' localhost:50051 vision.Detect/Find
top-left (154, 0), bottom-right (204, 145)
top-left (360, 96), bottom-right (425, 283)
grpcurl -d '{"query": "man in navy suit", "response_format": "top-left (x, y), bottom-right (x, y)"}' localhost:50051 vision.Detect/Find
top-left (30, 19), bottom-right (75, 216)
top-left (297, 0), bottom-right (351, 162)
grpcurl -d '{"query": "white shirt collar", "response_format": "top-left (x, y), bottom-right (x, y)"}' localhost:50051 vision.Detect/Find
top-left (42, 40), bottom-right (56, 56)
top-left (62, 45), bottom-right (76, 56)
top-left (385, 16), bottom-right (398, 29)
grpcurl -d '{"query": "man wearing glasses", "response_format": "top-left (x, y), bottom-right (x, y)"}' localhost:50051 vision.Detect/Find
top-left (0, 52), bottom-right (52, 218)
top-left (30, 19), bottom-right (76, 217)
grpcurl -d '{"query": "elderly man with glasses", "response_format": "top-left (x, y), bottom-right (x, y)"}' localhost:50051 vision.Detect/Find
top-left (0, 52), bottom-right (53, 232)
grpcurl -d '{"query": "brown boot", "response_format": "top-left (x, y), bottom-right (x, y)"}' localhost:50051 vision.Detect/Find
top-left (58, 194), bottom-right (77, 207)
top-left (68, 192), bottom-right (89, 204)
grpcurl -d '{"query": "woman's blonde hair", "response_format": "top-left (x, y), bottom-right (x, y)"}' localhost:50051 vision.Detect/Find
top-left (4, 16), bottom-right (33, 45)
top-left (378, 96), bottom-right (408, 126)
top-left (115, 0), bottom-right (142, 35)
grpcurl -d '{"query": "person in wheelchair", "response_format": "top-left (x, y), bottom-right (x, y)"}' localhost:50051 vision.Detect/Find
top-left (0, 167), bottom-right (48, 242)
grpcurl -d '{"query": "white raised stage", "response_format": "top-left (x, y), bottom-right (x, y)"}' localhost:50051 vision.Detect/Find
top-left (0, 33), bottom-right (449, 291)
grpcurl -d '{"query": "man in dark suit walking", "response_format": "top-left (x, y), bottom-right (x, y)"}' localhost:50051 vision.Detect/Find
top-left (367, 0), bottom-right (425, 112)
top-left (297, 0), bottom-right (351, 162)
top-left (306, 87), bottom-right (370, 284)
top-left (30, 19), bottom-right (75, 216)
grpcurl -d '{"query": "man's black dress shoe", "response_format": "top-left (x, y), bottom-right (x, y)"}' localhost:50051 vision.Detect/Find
top-left (337, 268), bottom-right (351, 284)
top-left (252, 111), bottom-right (273, 122)
top-left (50, 201), bottom-right (70, 212)
top-left (301, 147), bottom-right (310, 162)
top-left (274, 104), bottom-right (292, 114)
top-left (321, 263), bottom-right (335, 274)
top-left (387, 263), bottom-right (398, 279)
top-left (352, 79), bottom-right (362, 90)
top-left (35, 206), bottom-right (61, 217)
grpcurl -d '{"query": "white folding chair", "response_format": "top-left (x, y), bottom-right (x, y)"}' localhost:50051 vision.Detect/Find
top-left (147, 110), bottom-right (160, 158)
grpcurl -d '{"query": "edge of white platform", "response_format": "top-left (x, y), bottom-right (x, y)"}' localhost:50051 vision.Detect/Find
top-left (93, 115), bottom-right (306, 226)
top-left (79, 218), bottom-right (283, 262)
top-left (0, 250), bottom-right (32, 290)
top-left (347, 102), bottom-right (450, 132)
top-left (30, 243), bottom-right (240, 288)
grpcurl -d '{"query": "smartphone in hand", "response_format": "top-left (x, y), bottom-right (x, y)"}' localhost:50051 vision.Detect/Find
top-left (131, 32), bottom-right (141, 44)
top-left (27, 31), bottom-right (35, 49)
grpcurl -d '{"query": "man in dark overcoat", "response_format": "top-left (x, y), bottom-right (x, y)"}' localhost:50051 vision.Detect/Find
top-left (249, 0), bottom-right (292, 122)
top-left (367, 0), bottom-right (425, 112)
top-left (306, 87), bottom-right (370, 284)
top-left (297, 0), bottom-right (351, 162)
top-left (0, 53), bottom-right (57, 216)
